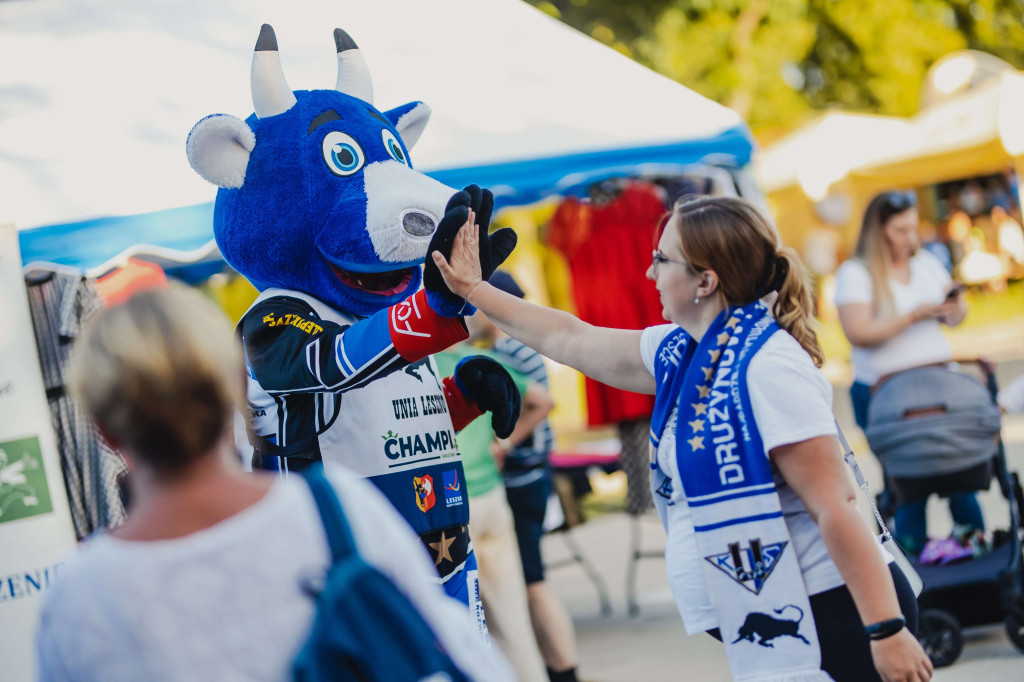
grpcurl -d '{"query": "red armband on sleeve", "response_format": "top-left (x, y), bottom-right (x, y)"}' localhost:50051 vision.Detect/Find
top-left (388, 289), bottom-right (469, 362)
top-left (443, 375), bottom-right (483, 432)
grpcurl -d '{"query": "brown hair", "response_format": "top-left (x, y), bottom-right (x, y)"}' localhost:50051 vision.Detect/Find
top-left (854, 191), bottom-right (917, 314)
top-left (671, 196), bottom-right (824, 367)
top-left (69, 284), bottom-right (244, 476)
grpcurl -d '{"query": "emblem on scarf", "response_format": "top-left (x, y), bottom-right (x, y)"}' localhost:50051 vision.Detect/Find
top-left (704, 539), bottom-right (788, 595)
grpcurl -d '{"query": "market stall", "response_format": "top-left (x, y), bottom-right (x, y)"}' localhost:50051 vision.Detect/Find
top-left (756, 51), bottom-right (1024, 257)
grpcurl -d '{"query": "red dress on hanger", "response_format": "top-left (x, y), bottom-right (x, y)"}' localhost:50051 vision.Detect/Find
top-left (548, 182), bottom-right (667, 426)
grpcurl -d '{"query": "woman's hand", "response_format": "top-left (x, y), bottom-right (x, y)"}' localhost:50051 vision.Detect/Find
top-left (431, 210), bottom-right (484, 300)
top-left (870, 629), bottom-right (933, 681)
top-left (909, 300), bottom-right (958, 324)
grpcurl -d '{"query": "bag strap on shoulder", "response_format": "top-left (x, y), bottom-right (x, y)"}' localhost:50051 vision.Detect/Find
top-left (835, 421), bottom-right (924, 596)
top-left (835, 419), bottom-right (893, 542)
top-left (303, 464), bottom-right (357, 563)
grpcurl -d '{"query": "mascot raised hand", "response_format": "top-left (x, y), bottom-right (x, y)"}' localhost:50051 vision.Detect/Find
top-left (186, 24), bottom-right (518, 626)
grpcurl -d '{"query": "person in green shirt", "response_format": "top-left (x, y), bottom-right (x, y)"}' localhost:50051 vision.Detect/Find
top-left (435, 343), bottom-right (528, 500)
top-left (435, 318), bottom-right (555, 682)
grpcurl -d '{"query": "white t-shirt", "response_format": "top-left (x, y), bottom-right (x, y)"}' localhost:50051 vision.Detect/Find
top-left (641, 324), bottom-right (885, 635)
top-left (35, 465), bottom-right (510, 682)
top-left (833, 251), bottom-right (953, 385)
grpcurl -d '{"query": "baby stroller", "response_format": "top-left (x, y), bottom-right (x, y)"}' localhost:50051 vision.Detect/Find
top-left (866, 360), bottom-right (1024, 667)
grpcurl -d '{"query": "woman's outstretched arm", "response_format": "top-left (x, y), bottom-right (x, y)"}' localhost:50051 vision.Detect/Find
top-left (432, 216), bottom-right (655, 395)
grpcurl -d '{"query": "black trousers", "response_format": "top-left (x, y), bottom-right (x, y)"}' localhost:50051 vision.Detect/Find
top-left (708, 563), bottom-right (918, 682)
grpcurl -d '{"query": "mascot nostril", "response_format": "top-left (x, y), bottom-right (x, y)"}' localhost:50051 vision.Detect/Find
top-left (185, 23), bottom-right (519, 641)
top-left (402, 211), bottom-right (436, 236)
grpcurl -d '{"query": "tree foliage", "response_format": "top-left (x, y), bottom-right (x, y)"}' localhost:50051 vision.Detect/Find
top-left (527, 0), bottom-right (1024, 133)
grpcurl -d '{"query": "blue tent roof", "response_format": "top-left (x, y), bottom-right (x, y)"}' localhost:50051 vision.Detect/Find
top-left (20, 124), bottom-right (753, 277)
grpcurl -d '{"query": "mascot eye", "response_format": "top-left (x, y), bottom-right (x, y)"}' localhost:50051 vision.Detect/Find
top-left (322, 132), bottom-right (366, 177)
top-left (381, 129), bottom-right (408, 166)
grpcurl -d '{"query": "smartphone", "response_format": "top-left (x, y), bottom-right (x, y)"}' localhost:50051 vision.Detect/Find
top-left (944, 283), bottom-right (965, 301)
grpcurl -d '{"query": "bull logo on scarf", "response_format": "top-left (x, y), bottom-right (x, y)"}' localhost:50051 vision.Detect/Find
top-left (733, 604), bottom-right (810, 648)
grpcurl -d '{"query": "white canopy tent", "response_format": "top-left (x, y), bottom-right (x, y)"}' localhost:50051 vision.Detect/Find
top-left (754, 111), bottom-right (915, 201)
top-left (1, 0), bottom-right (754, 275)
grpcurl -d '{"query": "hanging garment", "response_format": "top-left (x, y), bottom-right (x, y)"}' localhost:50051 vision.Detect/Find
top-left (547, 182), bottom-right (666, 426)
top-left (26, 272), bottom-right (126, 539)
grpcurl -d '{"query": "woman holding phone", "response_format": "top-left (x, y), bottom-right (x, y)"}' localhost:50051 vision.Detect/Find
top-left (833, 191), bottom-right (978, 555)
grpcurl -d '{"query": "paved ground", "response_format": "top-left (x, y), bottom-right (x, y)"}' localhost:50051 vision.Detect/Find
top-left (541, 327), bottom-right (1024, 681)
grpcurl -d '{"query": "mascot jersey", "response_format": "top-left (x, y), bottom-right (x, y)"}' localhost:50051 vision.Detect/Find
top-left (240, 288), bottom-right (471, 541)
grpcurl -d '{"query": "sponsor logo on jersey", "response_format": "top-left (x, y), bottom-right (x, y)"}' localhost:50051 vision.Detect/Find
top-left (442, 470), bottom-right (463, 507)
top-left (413, 474), bottom-right (436, 512)
top-left (382, 429), bottom-right (456, 461)
top-left (391, 394), bottom-right (449, 422)
top-left (261, 312), bottom-right (324, 335)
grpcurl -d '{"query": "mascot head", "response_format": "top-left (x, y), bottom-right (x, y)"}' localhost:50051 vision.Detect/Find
top-left (187, 24), bottom-right (454, 315)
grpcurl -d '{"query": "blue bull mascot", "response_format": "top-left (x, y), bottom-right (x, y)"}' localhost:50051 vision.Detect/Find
top-left (186, 24), bottom-right (519, 628)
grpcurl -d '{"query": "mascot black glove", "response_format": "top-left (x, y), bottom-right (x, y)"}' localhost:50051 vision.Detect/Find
top-left (424, 185), bottom-right (518, 317)
top-left (441, 355), bottom-right (522, 438)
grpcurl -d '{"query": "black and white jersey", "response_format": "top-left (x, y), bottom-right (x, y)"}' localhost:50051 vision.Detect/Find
top-left (239, 288), bottom-right (470, 537)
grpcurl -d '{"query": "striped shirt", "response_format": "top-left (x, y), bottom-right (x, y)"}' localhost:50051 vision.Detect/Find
top-left (493, 338), bottom-right (554, 487)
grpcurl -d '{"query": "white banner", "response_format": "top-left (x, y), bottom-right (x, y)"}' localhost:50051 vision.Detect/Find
top-left (0, 224), bottom-right (77, 682)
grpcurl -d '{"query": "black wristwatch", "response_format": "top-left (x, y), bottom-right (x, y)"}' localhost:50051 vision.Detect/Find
top-left (864, 616), bottom-right (906, 640)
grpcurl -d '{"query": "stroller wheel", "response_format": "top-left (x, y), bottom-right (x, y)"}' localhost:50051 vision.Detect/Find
top-left (1006, 611), bottom-right (1024, 653)
top-left (917, 608), bottom-right (963, 667)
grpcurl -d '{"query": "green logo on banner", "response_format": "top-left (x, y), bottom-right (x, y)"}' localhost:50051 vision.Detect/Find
top-left (0, 436), bottom-right (53, 524)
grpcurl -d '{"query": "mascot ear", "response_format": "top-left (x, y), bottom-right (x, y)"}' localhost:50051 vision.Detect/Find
top-left (186, 114), bottom-right (256, 189)
top-left (384, 102), bottom-right (431, 150)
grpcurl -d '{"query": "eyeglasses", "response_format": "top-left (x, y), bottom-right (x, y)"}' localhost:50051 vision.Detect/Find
top-left (651, 249), bottom-right (688, 275)
top-left (878, 191), bottom-right (917, 224)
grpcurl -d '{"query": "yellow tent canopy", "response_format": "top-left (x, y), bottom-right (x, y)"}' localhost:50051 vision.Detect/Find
top-left (757, 52), bottom-right (1024, 253)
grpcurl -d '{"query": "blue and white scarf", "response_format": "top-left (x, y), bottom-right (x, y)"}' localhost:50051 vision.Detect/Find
top-left (650, 302), bottom-right (833, 682)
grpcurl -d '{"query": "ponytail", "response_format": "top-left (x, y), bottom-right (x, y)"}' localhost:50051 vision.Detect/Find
top-left (771, 248), bottom-right (824, 367)
top-left (673, 196), bottom-right (825, 367)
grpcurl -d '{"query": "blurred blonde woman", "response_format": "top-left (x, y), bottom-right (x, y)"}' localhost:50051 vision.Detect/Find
top-left (35, 284), bottom-right (506, 682)
top-left (834, 191), bottom-right (979, 556)
top-left (433, 196), bottom-right (931, 682)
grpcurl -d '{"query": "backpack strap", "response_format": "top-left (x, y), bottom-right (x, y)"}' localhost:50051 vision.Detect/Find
top-left (303, 464), bottom-right (357, 563)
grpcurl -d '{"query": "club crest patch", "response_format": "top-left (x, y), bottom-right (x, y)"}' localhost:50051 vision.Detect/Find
top-left (413, 474), bottom-right (435, 512)
top-left (704, 539), bottom-right (787, 595)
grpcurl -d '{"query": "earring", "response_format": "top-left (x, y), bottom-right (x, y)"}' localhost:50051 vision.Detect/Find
top-left (694, 295), bottom-right (701, 304)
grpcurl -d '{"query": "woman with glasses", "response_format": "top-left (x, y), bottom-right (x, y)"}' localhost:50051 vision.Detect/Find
top-left (834, 191), bottom-right (979, 556)
top-left (432, 196), bottom-right (931, 682)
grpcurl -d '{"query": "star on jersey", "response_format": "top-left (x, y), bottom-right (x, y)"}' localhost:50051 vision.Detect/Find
top-left (707, 349), bottom-right (721, 363)
top-left (697, 385), bottom-right (711, 399)
top-left (692, 403), bottom-right (708, 416)
top-left (688, 435), bottom-right (705, 451)
top-left (688, 419), bottom-right (705, 433)
top-left (428, 530), bottom-right (456, 566)
top-left (725, 316), bottom-right (741, 329)
top-left (701, 366), bottom-right (714, 381)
